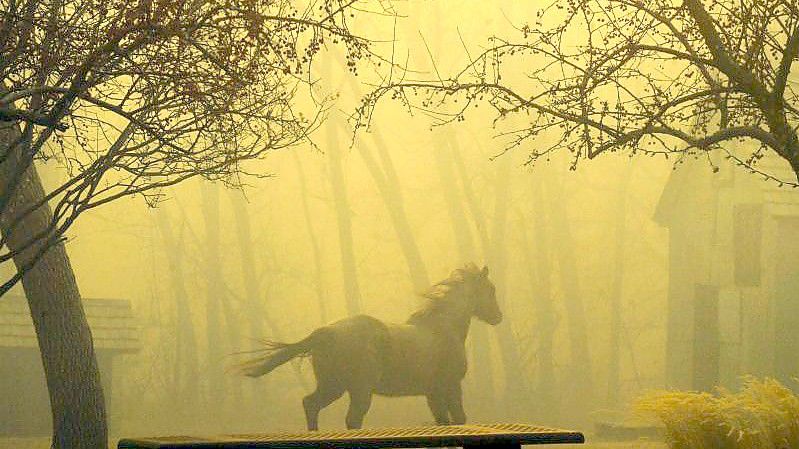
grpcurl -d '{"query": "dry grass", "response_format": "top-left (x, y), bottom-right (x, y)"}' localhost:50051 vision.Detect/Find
top-left (579, 444), bottom-right (665, 449)
top-left (635, 377), bottom-right (799, 449)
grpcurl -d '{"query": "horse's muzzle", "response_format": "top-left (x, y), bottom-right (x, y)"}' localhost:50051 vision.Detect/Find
top-left (483, 312), bottom-right (503, 325)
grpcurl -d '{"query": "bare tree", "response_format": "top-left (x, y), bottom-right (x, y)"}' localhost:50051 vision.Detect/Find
top-left (607, 160), bottom-right (632, 407)
top-left (155, 206), bottom-right (201, 419)
top-left (359, 0), bottom-right (799, 185)
top-left (326, 111), bottom-right (363, 315)
top-left (519, 180), bottom-right (559, 423)
top-left (355, 131), bottom-right (431, 292)
top-left (431, 133), bottom-right (497, 413)
top-left (290, 152), bottom-right (329, 324)
top-left (0, 0), bottom-right (372, 290)
top-left (332, 46), bottom-right (432, 295)
top-left (486, 154), bottom-right (531, 416)
top-left (0, 1), bottom-right (372, 448)
top-left (547, 174), bottom-right (594, 424)
top-left (201, 182), bottom-right (227, 410)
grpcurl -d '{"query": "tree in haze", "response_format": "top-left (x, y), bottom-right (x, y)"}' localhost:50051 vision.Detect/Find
top-left (354, 0), bottom-right (799, 418)
top-left (0, 0), bottom-right (370, 447)
top-left (154, 205), bottom-right (201, 420)
top-left (359, 0), bottom-right (799, 185)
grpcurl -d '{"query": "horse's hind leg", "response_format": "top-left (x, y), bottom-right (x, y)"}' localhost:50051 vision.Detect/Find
top-left (345, 389), bottom-right (373, 429)
top-left (303, 385), bottom-right (344, 431)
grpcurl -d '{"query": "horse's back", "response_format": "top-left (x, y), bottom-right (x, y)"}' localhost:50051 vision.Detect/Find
top-left (322, 314), bottom-right (387, 340)
top-left (309, 314), bottom-right (460, 396)
top-left (308, 315), bottom-right (390, 387)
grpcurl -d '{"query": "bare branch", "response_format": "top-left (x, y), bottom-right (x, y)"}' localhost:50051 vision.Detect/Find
top-left (775, 24), bottom-right (799, 102)
top-left (359, 0), bottom-right (799, 185)
top-left (0, 0), bottom-right (383, 288)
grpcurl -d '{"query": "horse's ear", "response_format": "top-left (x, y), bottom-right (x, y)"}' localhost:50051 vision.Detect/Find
top-left (481, 265), bottom-right (489, 277)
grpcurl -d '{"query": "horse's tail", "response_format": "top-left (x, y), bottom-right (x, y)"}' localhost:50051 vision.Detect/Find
top-left (238, 329), bottom-right (325, 378)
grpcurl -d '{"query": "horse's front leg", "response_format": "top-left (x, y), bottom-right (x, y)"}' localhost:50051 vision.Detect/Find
top-left (426, 393), bottom-right (451, 425)
top-left (446, 383), bottom-right (466, 425)
top-left (345, 389), bottom-right (373, 429)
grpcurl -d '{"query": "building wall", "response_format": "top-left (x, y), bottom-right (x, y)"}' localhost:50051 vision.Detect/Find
top-left (0, 348), bottom-right (50, 435)
top-left (0, 347), bottom-right (116, 436)
top-left (659, 154), bottom-right (799, 391)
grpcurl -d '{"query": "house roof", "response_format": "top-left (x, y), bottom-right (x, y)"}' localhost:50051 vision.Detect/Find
top-left (0, 295), bottom-right (140, 353)
top-left (654, 152), bottom-right (799, 227)
top-left (652, 159), bottom-right (708, 227)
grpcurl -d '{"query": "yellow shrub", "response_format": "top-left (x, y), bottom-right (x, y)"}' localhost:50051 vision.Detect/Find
top-left (634, 378), bottom-right (799, 449)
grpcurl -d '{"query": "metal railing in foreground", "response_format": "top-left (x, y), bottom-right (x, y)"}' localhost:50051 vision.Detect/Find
top-left (119, 423), bottom-right (585, 449)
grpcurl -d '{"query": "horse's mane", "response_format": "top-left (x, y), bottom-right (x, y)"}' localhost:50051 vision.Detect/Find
top-left (407, 264), bottom-right (481, 325)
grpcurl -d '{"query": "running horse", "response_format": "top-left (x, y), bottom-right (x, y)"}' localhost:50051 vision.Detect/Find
top-left (240, 263), bottom-right (502, 430)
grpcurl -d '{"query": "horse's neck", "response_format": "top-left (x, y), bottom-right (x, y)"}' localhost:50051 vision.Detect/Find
top-left (418, 309), bottom-right (472, 342)
top-left (451, 316), bottom-right (472, 342)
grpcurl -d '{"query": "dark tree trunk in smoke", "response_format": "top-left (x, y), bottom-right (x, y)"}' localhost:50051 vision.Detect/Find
top-left (488, 154), bottom-right (530, 416)
top-left (549, 173), bottom-right (594, 424)
top-left (327, 114), bottom-right (362, 316)
top-left (356, 132), bottom-right (430, 293)
top-left (202, 182), bottom-right (226, 411)
top-left (0, 123), bottom-right (107, 449)
top-left (432, 131), bottom-right (496, 415)
top-left (525, 176), bottom-right (559, 422)
top-left (607, 161), bottom-right (632, 406)
top-left (290, 153), bottom-right (329, 324)
top-left (156, 207), bottom-right (201, 420)
top-left (334, 54), bottom-right (431, 297)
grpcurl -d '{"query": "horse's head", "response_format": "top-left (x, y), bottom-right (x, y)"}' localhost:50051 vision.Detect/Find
top-left (462, 264), bottom-right (502, 325)
top-left (413, 264), bottom-right (503, 328)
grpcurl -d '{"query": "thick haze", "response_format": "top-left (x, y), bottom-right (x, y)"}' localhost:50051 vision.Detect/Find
top-left (4, 0), bottom-right (792, 440)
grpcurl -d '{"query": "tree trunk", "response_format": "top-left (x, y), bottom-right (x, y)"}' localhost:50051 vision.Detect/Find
top-left (336, 63), bottom-right (430, 293)
top-left (440, 133), bottom-right (498, 415)
top-left (356, 132), bottom-right (430, 292)
top-left (227, 192), bottom-right (310, 392)
top-left (606, 162), bottom-right (631, 406)
top-left (548, 176), bottom-right (593, 424)
top-left (218, 278), bottom-right (244, 418)
top-left (155, 207), bottom-right (201, 416)
top-left (291, 152), bottom-right (328, 324)
top-left (432, 132), bottom-right (496, 416)
top-left (433, 134), bottom-right (478, 259)
top-left (0, 123), bottom-right (107, 449)
top-left (326, 114), bottom-right (362, 315)
top-left (228, 189), bottom-right (279, 411)
top-left (522, 175), bottom-right (559, 422)
top-left (487, 155), bottom-right (529, 417)
top-left (448, 135), bottom-right (490, 254)
top-left (228, 190), bottom-right (265, 412)
top-left (201, 182), bottom-right (226, 408)
top-left (228, 190), bottom-right (269, 336)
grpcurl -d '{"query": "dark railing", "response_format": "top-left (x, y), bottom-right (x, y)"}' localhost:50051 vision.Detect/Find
top-left (119, 423), bottom-right (584, 449)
